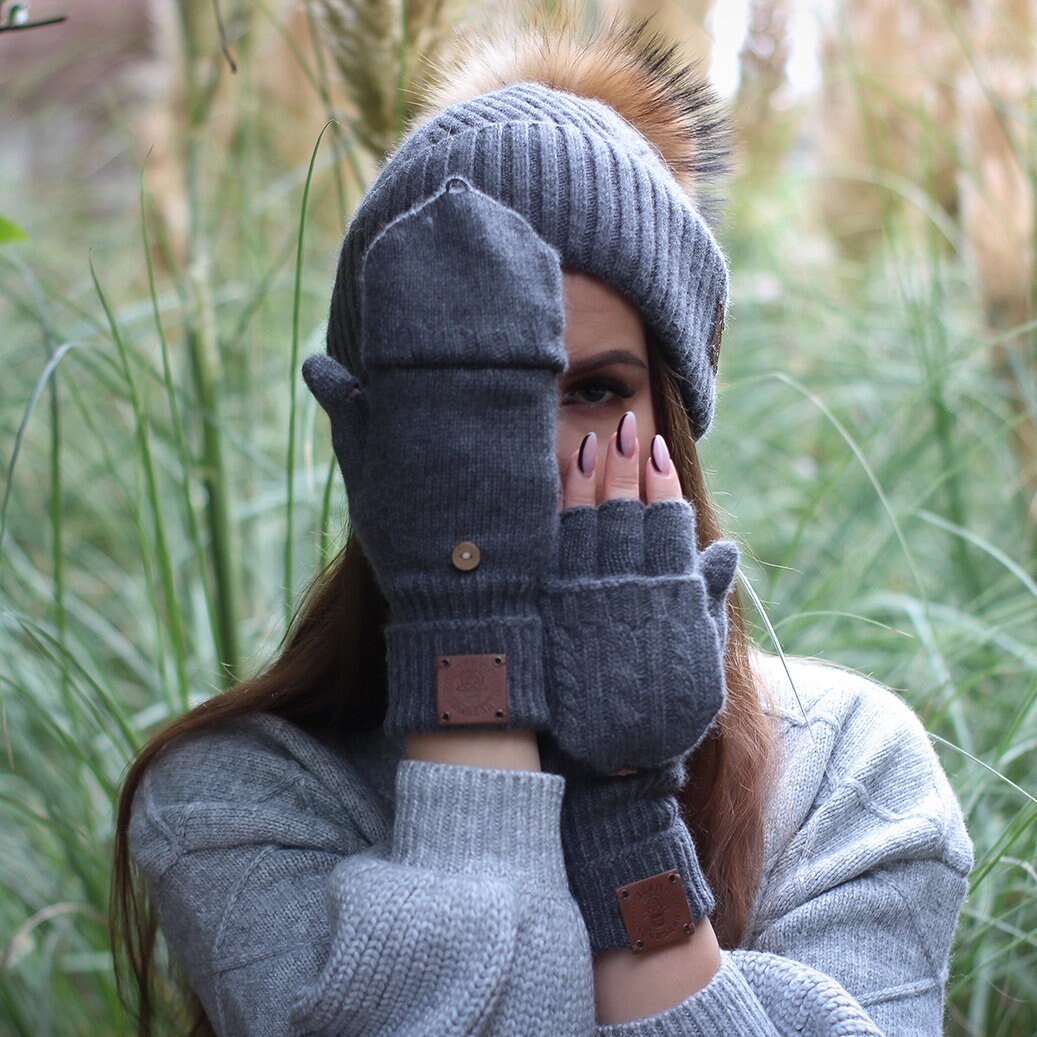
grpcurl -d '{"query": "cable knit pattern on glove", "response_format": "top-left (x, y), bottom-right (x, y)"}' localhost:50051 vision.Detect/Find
top-left (542, 497), bottom-right (738, 774)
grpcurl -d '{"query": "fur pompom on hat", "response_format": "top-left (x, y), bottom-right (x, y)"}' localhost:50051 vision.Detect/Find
top-left (326, 17), bottom-right (732, 440)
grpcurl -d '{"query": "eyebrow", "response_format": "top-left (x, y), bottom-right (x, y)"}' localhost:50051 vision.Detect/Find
top-left (564, 350), bottom-right (649, 378)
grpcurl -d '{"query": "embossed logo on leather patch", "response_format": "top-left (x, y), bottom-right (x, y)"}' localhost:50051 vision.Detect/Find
top-left (616, 870), bottom-right (695, 953)
top-left (436, 654), bottom-right (508, 726)
top-left (708, 299), bottom-right (725, 375)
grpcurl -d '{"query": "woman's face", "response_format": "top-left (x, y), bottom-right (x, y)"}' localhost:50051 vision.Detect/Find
top-left (557, 270), bottom-right (659, 502)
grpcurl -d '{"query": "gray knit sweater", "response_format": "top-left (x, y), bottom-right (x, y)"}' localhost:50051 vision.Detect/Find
top-left (128, 654), bottom-right (973, 1035)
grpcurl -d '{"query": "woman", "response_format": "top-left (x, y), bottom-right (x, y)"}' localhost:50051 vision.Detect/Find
top-left (111, 18), bottom-right (973, 1036)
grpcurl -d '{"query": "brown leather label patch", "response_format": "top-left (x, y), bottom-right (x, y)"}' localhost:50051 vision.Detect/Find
top-left (615, 870), bottom-right (695, 953)
top-left (436, 654), bottom-right (508, 726)
top-left (708, 299), bottom-right (725, 374)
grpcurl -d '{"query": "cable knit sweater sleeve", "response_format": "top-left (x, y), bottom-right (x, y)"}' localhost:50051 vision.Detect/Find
top-left (595, 656), bottom-right (974, 1037)
top-left (128, 717), bottom-right (595, 1035)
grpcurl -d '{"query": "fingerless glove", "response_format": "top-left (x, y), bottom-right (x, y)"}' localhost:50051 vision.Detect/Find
top-left (541, 735), bottom-right (714, 955)
top-left (542, 497), bottom-right (738, 774)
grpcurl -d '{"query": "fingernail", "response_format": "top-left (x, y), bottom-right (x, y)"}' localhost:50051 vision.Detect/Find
top-left (577, 431), bottom-right (597, 475)
top-left (617, 411), bottom-right (636, 457)
top-left (650, 434), bottom-right (671, 475)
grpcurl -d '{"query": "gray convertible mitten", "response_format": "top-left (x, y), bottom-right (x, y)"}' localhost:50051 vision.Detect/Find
top-left (540, 734), bottom-right (714, 956)
top-left (303, 177), bottom-right (566, 738)
top-left (542, 496), bottom-right (738, 774)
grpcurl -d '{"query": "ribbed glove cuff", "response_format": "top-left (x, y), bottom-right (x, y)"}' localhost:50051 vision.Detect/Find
top-left (383, 615), bottom-right (549, 735)
top-left (564, 800), bottom-right (714, 954)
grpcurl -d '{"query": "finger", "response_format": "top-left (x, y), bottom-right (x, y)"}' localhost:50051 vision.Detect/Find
top-left (701, 540), bottom-right (740, 602)
top-left (644, 498), bottom-right (697, 575)
top-left (700, 539), bottom-right (739, 644)
top-left (645, 434), bottom-right (683, 503)
top-left (598, 497), bottom-right (644, 573)
top-left (556, 506), bottom-right (598, 577)
top-left (701, 540), bottom-right (739, 594)
top-left (562, 432), bottom-right (598, 509)
top-left (301, 354), bottom-right (369, 476)
top-left (603, 410), bottom-right (640, 501)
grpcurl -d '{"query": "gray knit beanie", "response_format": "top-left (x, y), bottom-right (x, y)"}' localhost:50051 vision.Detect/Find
top-left (325, 30), bottom-right (730, 440)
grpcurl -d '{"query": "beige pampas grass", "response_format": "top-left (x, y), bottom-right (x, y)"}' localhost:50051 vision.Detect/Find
top-left (734, 0), bottom-right (795, 183)
top-left (312, 0), bottom-right (465, 157)
top-left (956, 0), bottom-right (1036, 514)
top-left (958, 0), bottom-right (1035, 326)
top-left (814, 0), bottom-right (966, 257)
top-left (815, 0), bottom-right (1035, 513)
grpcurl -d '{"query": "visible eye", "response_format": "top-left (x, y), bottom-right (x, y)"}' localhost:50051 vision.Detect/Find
top-left (560, 377), bottom-right (635, 407)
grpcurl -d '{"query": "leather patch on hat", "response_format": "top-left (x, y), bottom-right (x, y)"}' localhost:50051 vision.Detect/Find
top-left (708, 300), bottom-right (725, 375)
top-left (436, 654), bottom-right (508, 726)
top-left (616, 870), bottom-right (695, 953)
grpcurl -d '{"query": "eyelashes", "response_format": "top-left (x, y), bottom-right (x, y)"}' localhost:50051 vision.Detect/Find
top-left (560, 377), bottom-right (636, 407)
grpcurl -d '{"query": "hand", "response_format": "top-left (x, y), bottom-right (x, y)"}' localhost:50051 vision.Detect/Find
top-left (539, 412), bottom-right (731, 954)
top-left (538, 732), bottom-right (714, 956)
top-left (303, 177), bottom-right (566, 738)
top-left (542, 410), bottom-right (739, 775)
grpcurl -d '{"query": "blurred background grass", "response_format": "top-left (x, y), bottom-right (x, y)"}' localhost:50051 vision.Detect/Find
top-left (1, 0), bottom-right (1034, 1034)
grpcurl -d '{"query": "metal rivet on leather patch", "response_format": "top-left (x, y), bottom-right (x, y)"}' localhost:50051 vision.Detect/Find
top-left (436, 654), bottom-right (508, 726)
top-left (451, 541), bottom-right (481, 571)
top-left (615, 870), bottom-right (695, 953)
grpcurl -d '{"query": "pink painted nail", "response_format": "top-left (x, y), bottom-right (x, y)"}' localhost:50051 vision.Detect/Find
top-left (577, 431), bottom-right (597, 475)
top-left (617, 411), bottom-right (636, 457)
top-left (650, 434), bottom-right (671, 475)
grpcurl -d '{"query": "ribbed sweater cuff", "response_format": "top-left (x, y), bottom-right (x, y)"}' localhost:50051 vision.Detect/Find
top-left (596, 953), bottom-right (779, 1036)
top-left (391, 759), bottom-right (569, 894)
top-left (383, 615), bottom-right (549, 735)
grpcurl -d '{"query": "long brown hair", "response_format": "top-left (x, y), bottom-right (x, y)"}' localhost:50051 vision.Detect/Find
top-left (110, 336), bottom-right (778, 1035)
